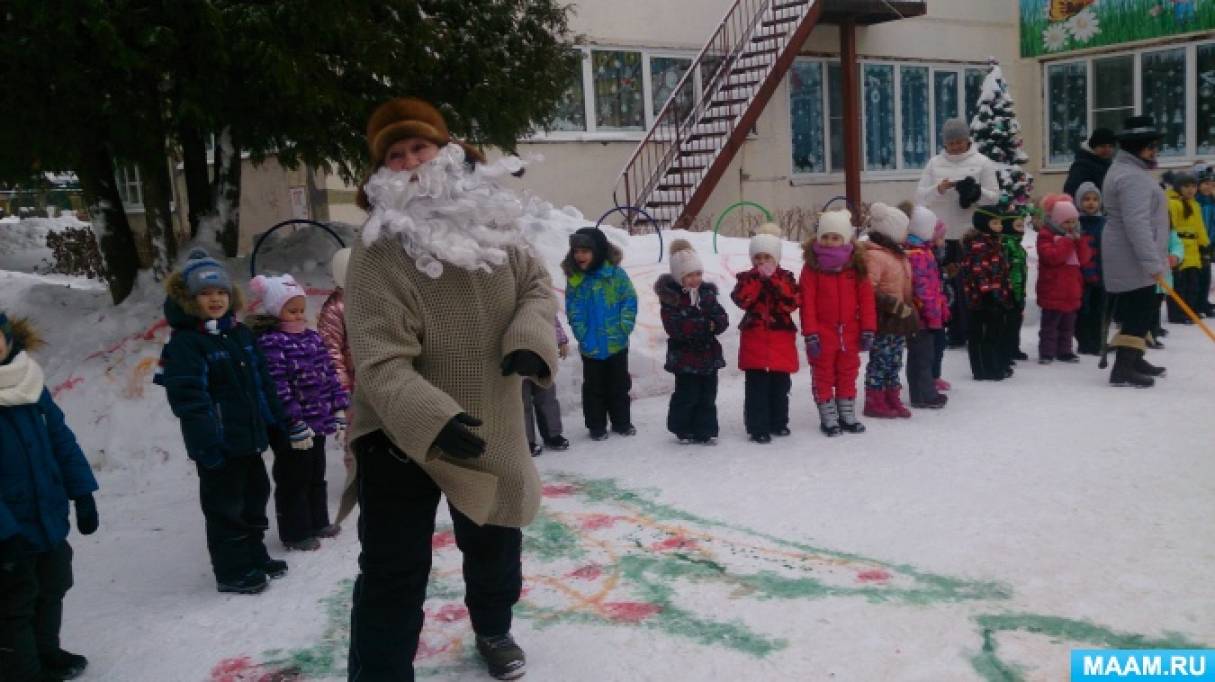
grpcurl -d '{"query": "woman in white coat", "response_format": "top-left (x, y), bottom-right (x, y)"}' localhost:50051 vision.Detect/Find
top-left (915, 118), bottom-right (1001, 346)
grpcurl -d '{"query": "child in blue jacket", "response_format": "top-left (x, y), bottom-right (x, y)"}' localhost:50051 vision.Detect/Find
top-left (154, 250), bottom-right (289, 595)
top-left (562, 227), bottom-right (638, 440)
top-left (0, 313), bottom-right (98, 681)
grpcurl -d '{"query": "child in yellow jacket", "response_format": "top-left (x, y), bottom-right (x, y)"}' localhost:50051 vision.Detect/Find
top-left (1165, 171), bottom-right (1210, 323)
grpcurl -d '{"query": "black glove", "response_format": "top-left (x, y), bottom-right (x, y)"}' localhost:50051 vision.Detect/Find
top-left (433, 413), bottom-right (486, 459)
top-left (955, 176), bottom-right (982, 209)
top-left (74, 494), bottom-right (99, 535)
top-left (501, 350), bottom-right (550, 379)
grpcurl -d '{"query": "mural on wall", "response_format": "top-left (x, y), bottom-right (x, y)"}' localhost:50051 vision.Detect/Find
top-left (1021, 0), bottom-right (1215, 57)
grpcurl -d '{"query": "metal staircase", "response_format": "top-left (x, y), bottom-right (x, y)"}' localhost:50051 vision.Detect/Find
top-left (612, 0), bottom-right (823, 231)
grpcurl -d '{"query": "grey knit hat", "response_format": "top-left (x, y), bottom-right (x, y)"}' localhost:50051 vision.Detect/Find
top-left (941, 118), bottom-right (971, 144)
top-left (180, 248), bottom-right (233, 296)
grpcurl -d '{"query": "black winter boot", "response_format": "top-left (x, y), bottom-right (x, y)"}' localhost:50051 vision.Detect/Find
top-left (476, 633), bottom-right (526, 680)
top-left (1134, 355), bottom-right (1166, 377)
top-left (40, 649), bottom-right (88, 680)
top-left (1110, 347), bottom-right (1154, 388)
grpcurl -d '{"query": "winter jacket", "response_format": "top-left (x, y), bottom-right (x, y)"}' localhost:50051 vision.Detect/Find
top-left (1101, 150), bottom-right (1169, 293)
top-left (343, 238), bottom-right (558, 528)
top-left (1078, 215), bottom-right (1105, 285)
top-left (905, 242), bottom-right (950, 330)
top-left (862, 236), bottom-right (919, 336)
top-left (1166, 189), bottom-right (1210, 269)
top-left (1063, 146), bottom-right (1112, 198)
top-left (565, 255), bottom-right (637, 361)
top-left (1000, 232), bottom-right (1029, 305)
top-left (1196, 193), bottom-right (1215, 246)
top-left (154, 275), bottom-right (287, 469)
top-left (731, 267), bottom-right (800, 373)
top-left (1160, 230), bottom-right (1184, 291)
top-left (798, 245), bottom-right (876, 349)
top-left (250, 319), bottom-right (350, 436)
top-left (317, 289), bottom-right (353, 393)
top-left (0, 346), bottom-right (98, 553)
top-left (960, 230), bottom-right (1012, 310)
top-left (915, 146), bottom-right (1001, 240)
top-left (1036, 229), bottom-right (1094, 312)
top-left (655, 274), bottom-right (728, 375)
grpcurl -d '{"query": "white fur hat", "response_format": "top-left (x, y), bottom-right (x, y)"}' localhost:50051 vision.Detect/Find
top-left (330, 247), bottom-right (351, 289)
top-left (867, 202), bottom-right (909, 243)
top-left (908, 205), bottom-right (938, 242)
top-left (816, 210), bottom-right (855, 242)
top-left (749, 222), bottom-right (783, 261)
top-left (249, 273), bottom-right (307, 317)
top-left (668, 239), bottom-right (704, 283)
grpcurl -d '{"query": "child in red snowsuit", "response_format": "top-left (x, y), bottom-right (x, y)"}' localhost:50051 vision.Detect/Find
top-left (1036, 194), bottom-right (1093, 364)
top-left (731, 223), bottom-right (799, 444)
top-left (798, 210), bottom-right (876, 437)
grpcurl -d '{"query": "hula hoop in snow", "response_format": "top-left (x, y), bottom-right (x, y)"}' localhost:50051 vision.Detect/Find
top-left (249, 219), bottom-right (346, 277)
top-left (595, 206), bottom-right (663, 264)
top-left (712, 201), bottom-right (773, 254)
top-left (820, 195), bottom-right (858, 214)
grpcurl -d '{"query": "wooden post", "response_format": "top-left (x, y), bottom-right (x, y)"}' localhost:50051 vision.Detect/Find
top-left (839, 19), bottom-right (862, 224)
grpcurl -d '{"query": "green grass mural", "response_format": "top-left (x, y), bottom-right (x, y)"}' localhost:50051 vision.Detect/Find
top-left (1021, 0), bottom-right (1215, 58)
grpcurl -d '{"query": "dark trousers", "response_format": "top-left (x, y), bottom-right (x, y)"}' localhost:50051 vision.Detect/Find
top-left (1111, 285), bottom-right (1157, 339)
top-left (197, 455), bottom-right (272, 583)
top-left (581, 350), bottom-right (631, 433)
top-left (667, 373), bottom-right (719, 439)
top-left (1075, 285), bottom-right (1107, 354)
top-left (1168, 268), bottom-right (1202, 322)
top-left (522, 379), bottom-right (563, 447)
top-left (348, 432), bottom-right (522, 682)
top-left (1002, 303), bottom-right (1025, 360)
top-left (943, 240), bottom-right (969, 346)
top-left (1039, 309), bottom-right (1078, 359)
top-left (0, 542), bottom-right (73, 682)
top-left (743, 370), bottom-right (791, 437)
top-left (1200, 260), bottom-right (1213, 313)
top-left (932, 329), bottom-right (947, 379)
top-left (270, 432), bottom-right (331, 543)
top-left (906, 331), bottom-right (942, 404)
top-left (966, 307), bottom-right (1009, 380)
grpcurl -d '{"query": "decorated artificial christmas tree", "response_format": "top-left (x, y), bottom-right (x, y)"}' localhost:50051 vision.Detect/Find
top-left (969, 58), bottom-right (1035, 216)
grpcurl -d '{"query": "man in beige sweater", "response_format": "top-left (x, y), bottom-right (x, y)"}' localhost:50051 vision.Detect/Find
top-left (343, 98), bottom-right (558, 682)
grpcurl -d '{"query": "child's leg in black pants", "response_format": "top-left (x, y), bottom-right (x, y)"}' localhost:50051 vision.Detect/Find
top-left (744, 370), bottom-right (771, 438)
top-left (768, 372), bottom-right (791, 434)
top-left (198, 455), bottom-right (273, 582)
top-left (693, 373), bottom-right (720, 439)
top-left (667, 374), bottom-right (698, 438)
top-left (271, 431), bottom-right (325, 544)
top-left (605, 350), bottom-right (633, 432)
top-left (309, 435), bottom-right (332, 534)
top-left (0, 541), bottom-right (74, 680)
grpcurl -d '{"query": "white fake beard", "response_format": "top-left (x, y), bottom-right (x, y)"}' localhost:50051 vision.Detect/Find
top-left (360, 144), bottom-right (529, 278)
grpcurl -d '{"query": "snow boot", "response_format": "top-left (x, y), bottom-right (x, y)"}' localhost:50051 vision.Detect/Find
top-left (772, 427), bottom-right (791, 437)
top-left (1057, 353), bottom-right (1080, 363)
top-left (40, 649), bottom-right (88, 680)
top-left (284, 537), bottom-right (320, 552)
top-left (316, 524), bottom-right (341, 539)
top-left (863, 388), bottom-right (897, 419)
top-left (476, 633), bottom-right (527, 680)
top-left (1012, 350), bottom-right (1029, 361)
top-left (529, 442), bottom-right (543, 457)
top-left (749, 433), bottom-right (772, 444)
top-left (1038, 357), bottom-right (1054, 365)
top-left (910, 393), bottom-right (948, 409)
top-left (1134, 355), bottom-right (1166, 377)
top-left (816, 401), bottom-right (842, 437)
top-left (263, 558), bottom-right (289, 579)
top-left (544, 436), bottom-right (570, 451)
top-left (836, 398), bottom-right (865, 433)
top-left (589, 429), bottom-right (609, 441)
top-left (612, 424), bottom-right (637, 436)
top-left (886, 388), bottom-right (912, 418)
top-left (217, 569), bottom-right (268, 595)
top-left (1109, 341), bottom-right (1154, 388)
top-left (676, 434), bottom-right (694, 445)
top-left (692, 436), bottom-right (717, 446)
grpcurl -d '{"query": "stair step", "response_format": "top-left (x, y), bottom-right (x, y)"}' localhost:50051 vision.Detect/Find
top-left (772, 0), bottom-right (809, 10)
top-left (753, 24), bottom-right (788, 40)
top-left (657, 182), bottom-right (695, 191)
top-left (720, 80), bottom-right (761, 93)
top-left (710, 94), bottom-right (751, 107)
top-left (751, 34), bottom-right (782, 46)
top-left (762, 10), bottom-right (804, 27)
top-left (740, 46), bottom-right (780, 60)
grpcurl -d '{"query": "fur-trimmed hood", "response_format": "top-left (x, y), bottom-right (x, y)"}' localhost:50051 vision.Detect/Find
top-left (863, 231), bottom-right (906, 257)
top-left (1, 316), bottom-right (43, 363)
top-left (164, 271), bottom-right (245, 328)
top-left (561, 241), bottom-right (624, 277)
top-left (801, 240), bottom-right (868, 275)
top-left (243, 313), bottom-right (281, 337)
top-left (654, 273), bottom-right (718, 306)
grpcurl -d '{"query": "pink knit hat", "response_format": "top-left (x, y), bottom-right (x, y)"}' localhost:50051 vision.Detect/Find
top-left (1042, 193), bottom-right (1079, 228)
top-left (249, 274), bottom-right (307, 317)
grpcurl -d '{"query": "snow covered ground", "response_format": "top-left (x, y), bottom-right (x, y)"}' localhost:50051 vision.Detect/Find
top-left (1, 214), bottom-right (1212, 682)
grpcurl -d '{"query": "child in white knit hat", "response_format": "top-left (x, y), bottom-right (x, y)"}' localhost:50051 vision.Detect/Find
top-left (730, 224), bottom-right (800, 444)
top-left (861, 203), bottom-right (918, 419)
top-left (655, 239), bottom-right (729, 444)
top-left (798, 210), bottom-right (875, 436)
top-left (901, 204), bottom-right (950, 409)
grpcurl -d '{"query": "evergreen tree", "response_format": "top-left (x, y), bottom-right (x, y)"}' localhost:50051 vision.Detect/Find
top-left (969, 58), bottom-right (1035, 216)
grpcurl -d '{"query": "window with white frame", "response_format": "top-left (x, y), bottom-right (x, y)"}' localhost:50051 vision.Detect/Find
top-left (1044, 39), bottom-right (1215, 166)
top-left (115, 164), bottom-right (143, 208)
top-left (544, 47), bottom-right (701, 136)
top-left (790, 58), bottom-right (989, 177)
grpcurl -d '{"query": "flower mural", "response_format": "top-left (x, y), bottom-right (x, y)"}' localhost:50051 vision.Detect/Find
top-left (1021, 0), bottom-right (1215, 58)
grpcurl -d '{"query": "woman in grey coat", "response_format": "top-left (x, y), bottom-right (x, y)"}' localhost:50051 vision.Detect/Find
top-left (1100, 116), bottom-right (1169, 387)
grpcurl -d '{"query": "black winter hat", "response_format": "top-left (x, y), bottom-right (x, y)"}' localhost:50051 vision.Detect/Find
top-left (972, 206), bottom-right (1003, 235)
top-left (1117, 116), bottom-right (1162, 142)
top-left (1087, 128), bottom-right (1117, 148)
top-left (570, 227), bottom-right (610, 269)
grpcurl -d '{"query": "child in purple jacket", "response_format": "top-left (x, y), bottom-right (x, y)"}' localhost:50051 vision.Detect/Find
top-left (902, 205), bottom-right (950, 408)
top-left (249, 274), bottom-right (350, 551)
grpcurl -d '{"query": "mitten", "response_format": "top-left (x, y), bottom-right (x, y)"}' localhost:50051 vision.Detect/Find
top-left (74, 494), bottom-right (99, 535)
top-left (757, 262), bottom-right (778, 279)
top-left (860, 331), bottom-right (875, 351)
top-left (804, 334), bottom-right (822, 360)
top-left (501, 350), bottom-right (551, 379)
top-left (955, 176), bottom-right (982, 209)
top-left (433, 413), bottom-right (486, 459)
top-left (289, 421), bottom-right (315, 450)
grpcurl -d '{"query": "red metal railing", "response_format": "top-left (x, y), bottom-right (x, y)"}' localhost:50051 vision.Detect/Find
top-left (612, 0), bottom-right (810, 231)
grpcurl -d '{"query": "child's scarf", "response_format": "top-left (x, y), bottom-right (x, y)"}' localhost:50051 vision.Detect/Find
top-left (0, 351), bottom-right (45, 407)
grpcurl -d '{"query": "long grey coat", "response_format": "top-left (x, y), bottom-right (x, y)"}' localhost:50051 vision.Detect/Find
top-left (1101, 151), bottom-right (1169, 293)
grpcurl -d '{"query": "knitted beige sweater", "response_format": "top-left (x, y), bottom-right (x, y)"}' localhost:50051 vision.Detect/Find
top-left (338, 237), bottom-right (558, 527)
